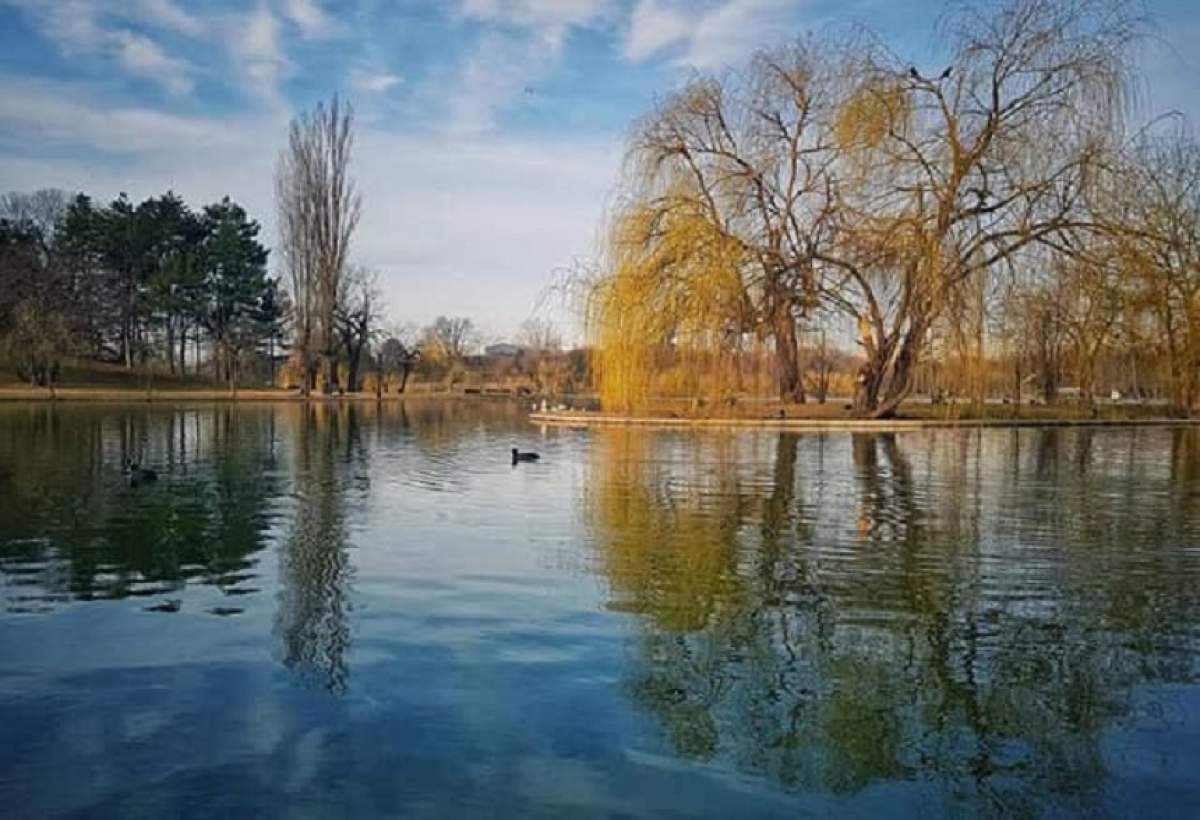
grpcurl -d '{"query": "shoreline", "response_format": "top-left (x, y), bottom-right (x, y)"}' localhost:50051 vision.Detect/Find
top-left (0, 387), bottom-right (521, 403)
top-left (529, 410), bottom-right (1200, 432)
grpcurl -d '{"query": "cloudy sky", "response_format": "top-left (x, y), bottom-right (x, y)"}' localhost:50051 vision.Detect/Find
top-left (1, 0), bottom-right (1196, 341)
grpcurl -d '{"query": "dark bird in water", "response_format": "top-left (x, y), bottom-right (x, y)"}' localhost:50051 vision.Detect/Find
top-left (512, 448), bottom-right (540, 464)
top-left (123, 458), bottom-right (158, 485)
top-left (145, 599), bottom-right (181, 613)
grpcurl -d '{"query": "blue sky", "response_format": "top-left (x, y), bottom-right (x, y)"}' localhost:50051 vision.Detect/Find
top-left (1, 0), bottom-right (1197, 341)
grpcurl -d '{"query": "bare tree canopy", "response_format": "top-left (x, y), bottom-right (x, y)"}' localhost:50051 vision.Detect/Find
top-left (276, 94), bottom-right (362, 396)
top-left (418, 316), bottom-right (480, 374)
top-left (518, 317), bottom-right (563, 353)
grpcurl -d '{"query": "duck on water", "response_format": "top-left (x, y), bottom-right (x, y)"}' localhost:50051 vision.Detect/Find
top-left (123, 459), bottom-right (158, 485)
top-left (511, 448), bottom-right (540, 464)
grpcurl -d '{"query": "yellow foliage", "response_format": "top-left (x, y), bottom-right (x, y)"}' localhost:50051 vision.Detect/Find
top-left (584, 429), bottom-right (740, 632)
top-left (588, 193), bottom-right (748, 411)
top-left (836, 77), bottom-right (910, 154)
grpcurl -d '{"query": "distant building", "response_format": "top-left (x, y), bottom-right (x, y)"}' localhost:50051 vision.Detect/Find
top-left (485, 343), bottom-right (524, 358)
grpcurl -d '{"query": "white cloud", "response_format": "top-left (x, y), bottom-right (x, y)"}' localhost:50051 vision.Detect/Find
top-left (2, 0), bottom-right (199, 94)
top-left (112, 30), bottom-right (194, 95)
top-left (236, 4), bottom-right (290, 106)
top-left (683, 0), bottom-right (797, 69)
top-left (444, 30), bottom-right (558, 134)
top-left (349, 68), bottom-right (403, 94)
top-left (625, 0), bottom-right (692, 61)
top-left (0, 78), bottom-right (271, 156)
top-left (282, 0), bottom-right (335, 39)
top-left (460, 0), bottom-right (616, 32)
top-left (624, 0), bottom-right (798, 68)
top-left (2, 0), bottom-right (107, 52)
top-left (135, 0), bottom-right (205, 37)
top-left (442, 0), bottom-right (620, 134)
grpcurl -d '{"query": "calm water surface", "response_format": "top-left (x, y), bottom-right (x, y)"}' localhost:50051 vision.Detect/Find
top-left (2, 402), bottom-right (1199, 818)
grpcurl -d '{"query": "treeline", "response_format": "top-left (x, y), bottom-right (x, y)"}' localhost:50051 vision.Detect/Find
top-left (0, 189), bottom-right (282, 387)
top-left (586, 0), bottom-right (1200, 417)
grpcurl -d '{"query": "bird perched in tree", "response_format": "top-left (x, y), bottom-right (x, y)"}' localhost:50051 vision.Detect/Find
top-left (940, 66), bottom-right (953, 80)
top-left (909, 66), bottom-right (921, 80)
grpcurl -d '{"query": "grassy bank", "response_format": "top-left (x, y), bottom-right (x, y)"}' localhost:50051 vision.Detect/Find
top-left (0, 360), bottom-right (545, 402)
top-left (0, 384), bottom-right (536, 402)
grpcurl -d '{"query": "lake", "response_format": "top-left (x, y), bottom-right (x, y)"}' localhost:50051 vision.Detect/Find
top-left (2, 402), bottom-right (1199, 818)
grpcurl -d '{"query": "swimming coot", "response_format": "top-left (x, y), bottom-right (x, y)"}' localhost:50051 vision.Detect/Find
top-left (512, 448), bottom-right (540, 464)
top-left (123, 458), bottom-right (158, 485)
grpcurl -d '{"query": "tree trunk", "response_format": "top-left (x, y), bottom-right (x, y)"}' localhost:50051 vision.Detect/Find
top-left (774, 311), bottom-right (805, 403)
top-left (854, 322), bottom-right (924, 418)
top-left (874, 338), bottom-right (920, 419)
top-left (166, 321), bottom-right (176, 375)
top-left (123, 320), bottom-right (133, 369)
top-left (1013, 355), bottom-right (1022, 419)
top-left (346, 345), bottom-right (362, 393)
top-left (1079, 349), bottom-right (1096, 408)
top-left (320, 349), bottom-right (339, 394)
top-left (179, 326), bottom-right (187, 376)
top-left (296, 328), bottom-right (311, 398)
top-left (1173, 356), bottom-right (1195, 417)
top-left (226, 346), bottom-right (239, 393)
top-left (399, 362), bottom-right (412, 394)
top-left (853, 357), bottom-right (883, 416)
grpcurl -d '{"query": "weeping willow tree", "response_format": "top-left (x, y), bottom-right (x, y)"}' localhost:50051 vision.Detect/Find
top-left (824, 0), bottom-right (1139, 416)
top-left (588, 186), bottom-right (751, 413)
top-left (586, 0), bottom-right (1143, 417)
top-left (586, 37), bottom-right (854, 411)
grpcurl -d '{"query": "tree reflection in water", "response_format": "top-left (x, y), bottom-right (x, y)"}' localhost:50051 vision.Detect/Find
top-left (583, 427), bottom-right (1200, 811)
top-left (0, 403), bottom-right (282, 609)
top-left (273, 402), bottom-right (361, 694)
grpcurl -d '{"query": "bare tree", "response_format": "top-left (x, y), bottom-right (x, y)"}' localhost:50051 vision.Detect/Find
top-left (1, 189), bottom-right (74, 387)
top-left (421, 316), bottom-right (477, 364)
top-left (277, 134), bottom-right (316, 395)
top-left (518, 317), bottom-right (562, 352)
top-left (1114, 132), bottom-right (1200, 414)
top-left (334, 266), bottom-right (382, 392)
top-left (276, 95), bottom-right (362, 396)
top-left (379, 323), bottom-right (421, 393)
top-left (0, 189), bottom-right (69, 252)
